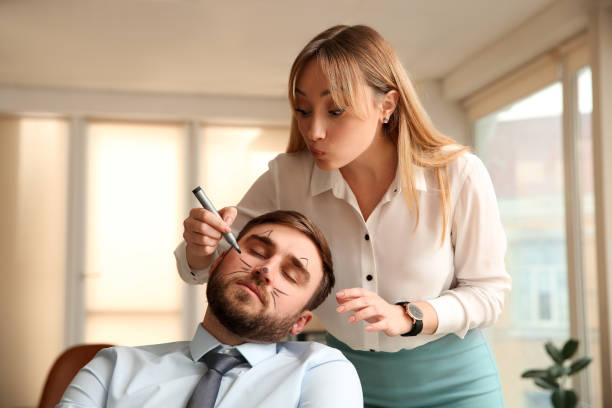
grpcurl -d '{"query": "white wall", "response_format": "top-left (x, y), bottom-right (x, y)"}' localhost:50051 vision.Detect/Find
top-left (416, 79), bottom-right (469, 145)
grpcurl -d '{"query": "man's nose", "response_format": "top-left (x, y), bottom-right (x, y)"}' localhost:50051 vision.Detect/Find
top-left (253, 264), bottom-right (272, 285)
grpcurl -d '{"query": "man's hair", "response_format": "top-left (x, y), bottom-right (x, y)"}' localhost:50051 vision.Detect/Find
top-left (236, 210), bottom-right (334, 311)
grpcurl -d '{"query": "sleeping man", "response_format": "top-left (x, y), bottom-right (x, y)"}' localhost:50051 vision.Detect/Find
top-left (58, 210), bottom-right (363, 407)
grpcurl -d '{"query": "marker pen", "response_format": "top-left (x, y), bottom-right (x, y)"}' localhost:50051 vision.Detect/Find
top-left (192, 186), bottom-right (241, 254)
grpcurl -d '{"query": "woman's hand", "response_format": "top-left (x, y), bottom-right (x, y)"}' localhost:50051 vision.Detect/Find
top-left (336, 288), bottom-right (413, 337)
top-left (183, 206), bottom-right (237, 270)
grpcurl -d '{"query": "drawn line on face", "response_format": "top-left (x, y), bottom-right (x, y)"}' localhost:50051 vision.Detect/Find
top-left (270, 291), bottom-right (278, 309)
top-left (226, 269), bottom-right (249, 277)
top-left (262, 229), bottom-right (272, 238)
top-left (236, 253), bottom-right (290, 310)
top-left (299, 257), bottom-right (309, 268)
top-left (273, 287), bottom-right (288, 297)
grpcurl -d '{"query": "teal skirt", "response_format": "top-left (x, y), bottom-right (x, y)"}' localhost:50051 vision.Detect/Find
top-left (326, 329), bottom-right (504, 408)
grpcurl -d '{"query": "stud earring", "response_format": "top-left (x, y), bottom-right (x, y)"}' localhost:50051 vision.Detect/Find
top-left (383, 117), bottom-right (389, 124)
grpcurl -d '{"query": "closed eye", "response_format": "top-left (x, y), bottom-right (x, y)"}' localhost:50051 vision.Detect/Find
top-left (282, 268), bottom-right (298, 284)
top-left (249, 249), bottom-right (265, 258)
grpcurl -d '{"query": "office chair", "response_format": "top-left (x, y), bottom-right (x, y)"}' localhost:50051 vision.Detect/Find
top-left (38, 343), bottom-right (113, 408)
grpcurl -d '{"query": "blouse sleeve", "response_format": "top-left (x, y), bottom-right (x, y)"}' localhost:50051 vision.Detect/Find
top-left (427, 156), bottom-right (511, 337)
top-left (174, 158), bottom-right (281, 285)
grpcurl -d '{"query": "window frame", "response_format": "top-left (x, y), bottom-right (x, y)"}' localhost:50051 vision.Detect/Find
top-left (465, 34), bottom-right (597, 405)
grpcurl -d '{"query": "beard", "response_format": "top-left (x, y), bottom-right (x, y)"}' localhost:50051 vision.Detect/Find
top-left (206, 264), bottom-right (300, 343)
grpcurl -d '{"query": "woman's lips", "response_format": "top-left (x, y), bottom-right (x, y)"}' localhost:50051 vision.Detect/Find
top-left (310, 148), bottom-right (325, 158)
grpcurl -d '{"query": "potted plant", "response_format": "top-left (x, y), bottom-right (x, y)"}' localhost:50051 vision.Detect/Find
top-left (521, 339), bottom-right (592, 408)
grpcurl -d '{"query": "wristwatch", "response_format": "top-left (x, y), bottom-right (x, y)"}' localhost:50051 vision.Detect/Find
top-left (395, 302), bottom-right (424, 336)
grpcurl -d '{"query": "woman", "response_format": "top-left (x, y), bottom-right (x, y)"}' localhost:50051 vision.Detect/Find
top-left (176, 25), bottom-right (510, 407)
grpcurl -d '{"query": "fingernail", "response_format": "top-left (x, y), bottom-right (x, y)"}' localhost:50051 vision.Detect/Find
top-left (348, 316), bottom-right (355, 322)
top-left (336, 291), bottom-right (344, 298)
top-left (224, 219), bottom-right (232, 231)
top-left (336, 306), bottom-right (345, 313)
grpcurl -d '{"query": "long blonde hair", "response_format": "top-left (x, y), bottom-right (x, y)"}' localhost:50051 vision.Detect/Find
top-left (287, 25), bottom-right (468, 243)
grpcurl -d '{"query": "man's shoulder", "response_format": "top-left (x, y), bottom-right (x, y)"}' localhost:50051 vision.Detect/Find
top-left (273, 341), bottom-right (363, 406)
top-left (132, 340), bottom-right (191, 355)
top-left (95, 341), bottom-right (192, 364)
top-left (276, 340), bottom-right (349, 366)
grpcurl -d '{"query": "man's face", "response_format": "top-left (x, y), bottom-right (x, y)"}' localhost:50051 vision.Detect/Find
top-left (206, 223), bottom-right (324, 342)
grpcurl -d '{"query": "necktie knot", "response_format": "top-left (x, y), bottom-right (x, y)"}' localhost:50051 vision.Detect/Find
top-left (202, 350), bottom-right (245, 375)
top-left (186, 349), bottom-right (246, 408)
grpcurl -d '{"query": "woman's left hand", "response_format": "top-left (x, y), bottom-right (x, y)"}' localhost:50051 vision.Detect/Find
top-left (336, 288), bottom-right (412, 337)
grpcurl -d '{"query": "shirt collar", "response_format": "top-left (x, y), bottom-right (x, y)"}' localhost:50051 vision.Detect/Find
top-left (309, 162), bottom-right (343, 197)
top-left (189, 324), bottom-right (277, 368)
top-left (308, 160), bottom-right (428, 197)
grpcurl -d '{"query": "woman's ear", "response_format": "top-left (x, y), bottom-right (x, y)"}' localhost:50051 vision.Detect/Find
top-left (290, 311), bottom-right (313, 336)
top-left (381, 89), bottom-right (399, 119)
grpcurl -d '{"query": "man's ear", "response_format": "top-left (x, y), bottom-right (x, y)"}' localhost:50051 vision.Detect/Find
top-left (209, 250), bottom-right (228, 276)
top-left (290, 311), bottom-right (313, 336)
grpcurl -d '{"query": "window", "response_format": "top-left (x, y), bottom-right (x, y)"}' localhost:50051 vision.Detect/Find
top-left (470, 41), bottom-right (600, 406)
top-left (575, 66), bottom-right (602, 407)
top-left (475, 83), bottom-right (569, 406)
top-left (84, 121), bottom-right (186, 346)
top-left (0, 116), bottom-right (69, 406)
top-left (80, 121), bottom-right (289, 346)
top-left (199, 126), bottom-right (287, 206)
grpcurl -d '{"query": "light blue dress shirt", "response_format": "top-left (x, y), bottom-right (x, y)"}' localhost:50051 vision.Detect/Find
top-left (57, 324), bottom-right (363, 407)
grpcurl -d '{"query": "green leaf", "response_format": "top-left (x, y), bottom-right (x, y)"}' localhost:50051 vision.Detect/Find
top-left (547, 364), bottom-right (565, 379)
top-left (569, 357), bottom-right (592, 375)
top-left (552, 389), bottom-right (578, 408)
top-left (535, 376), bottom-right (559, 390)
top-left (561, 339), bottom-right (579, 360)
top-left (545, 341), bottom-right (564, 364)
top-left (522, 369), bottom-right (549, 379)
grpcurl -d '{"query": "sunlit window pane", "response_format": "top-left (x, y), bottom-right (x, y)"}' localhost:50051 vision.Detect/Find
top-left (85, 121), bottom-right (185, 345)
top-left (199, 126), bottom-right (287, 208)
top-left (475, 82), bottom-right (569, 407)
top-left (577, 67), bottom-right (601, 408)
top-left (87, 313), bottom-right (182, 347)
top-left (0, 116), bottom-right (69, 407)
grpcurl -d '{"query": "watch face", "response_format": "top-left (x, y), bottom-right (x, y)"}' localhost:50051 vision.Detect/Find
top-left (408, 303), bottom-right (423, 320)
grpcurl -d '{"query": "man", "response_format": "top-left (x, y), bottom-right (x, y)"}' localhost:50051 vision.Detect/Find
top-left (58, 210), bottom-right (363, 407)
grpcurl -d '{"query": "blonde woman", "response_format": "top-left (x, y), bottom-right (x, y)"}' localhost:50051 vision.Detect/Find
top-left (176, 25), bottom-right (510, 407)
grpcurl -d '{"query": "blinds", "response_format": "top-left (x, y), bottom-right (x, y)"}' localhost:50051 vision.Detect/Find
top-left (463, 33), bottom-right (589, 121)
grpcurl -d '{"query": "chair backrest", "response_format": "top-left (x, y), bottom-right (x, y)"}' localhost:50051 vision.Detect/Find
top-left (38, 343), bottom-right (113, 408)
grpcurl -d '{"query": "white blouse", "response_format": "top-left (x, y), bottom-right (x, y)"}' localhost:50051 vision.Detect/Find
top-left (174, 149), bottom-right (511, 352)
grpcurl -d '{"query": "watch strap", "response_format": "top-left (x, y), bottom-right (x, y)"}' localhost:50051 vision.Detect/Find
top-left (395, 301), bottom-right (424, 337)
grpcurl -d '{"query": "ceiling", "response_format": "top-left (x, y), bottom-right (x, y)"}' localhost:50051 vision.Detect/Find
top-left (0, 0), bottom-right (557, 97)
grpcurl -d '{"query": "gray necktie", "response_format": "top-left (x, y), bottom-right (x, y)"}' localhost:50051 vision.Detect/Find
top-left (187, 350), bottom-right (246, 408)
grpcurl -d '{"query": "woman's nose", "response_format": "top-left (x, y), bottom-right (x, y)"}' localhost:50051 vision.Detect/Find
top-left (305, 116), bottom-right (326, 142)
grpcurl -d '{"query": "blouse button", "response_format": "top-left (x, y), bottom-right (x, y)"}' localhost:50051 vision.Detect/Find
top-left (364, 234), bottom-right (370, 241)
top-left (366, 274), bottom-right (373, 281)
